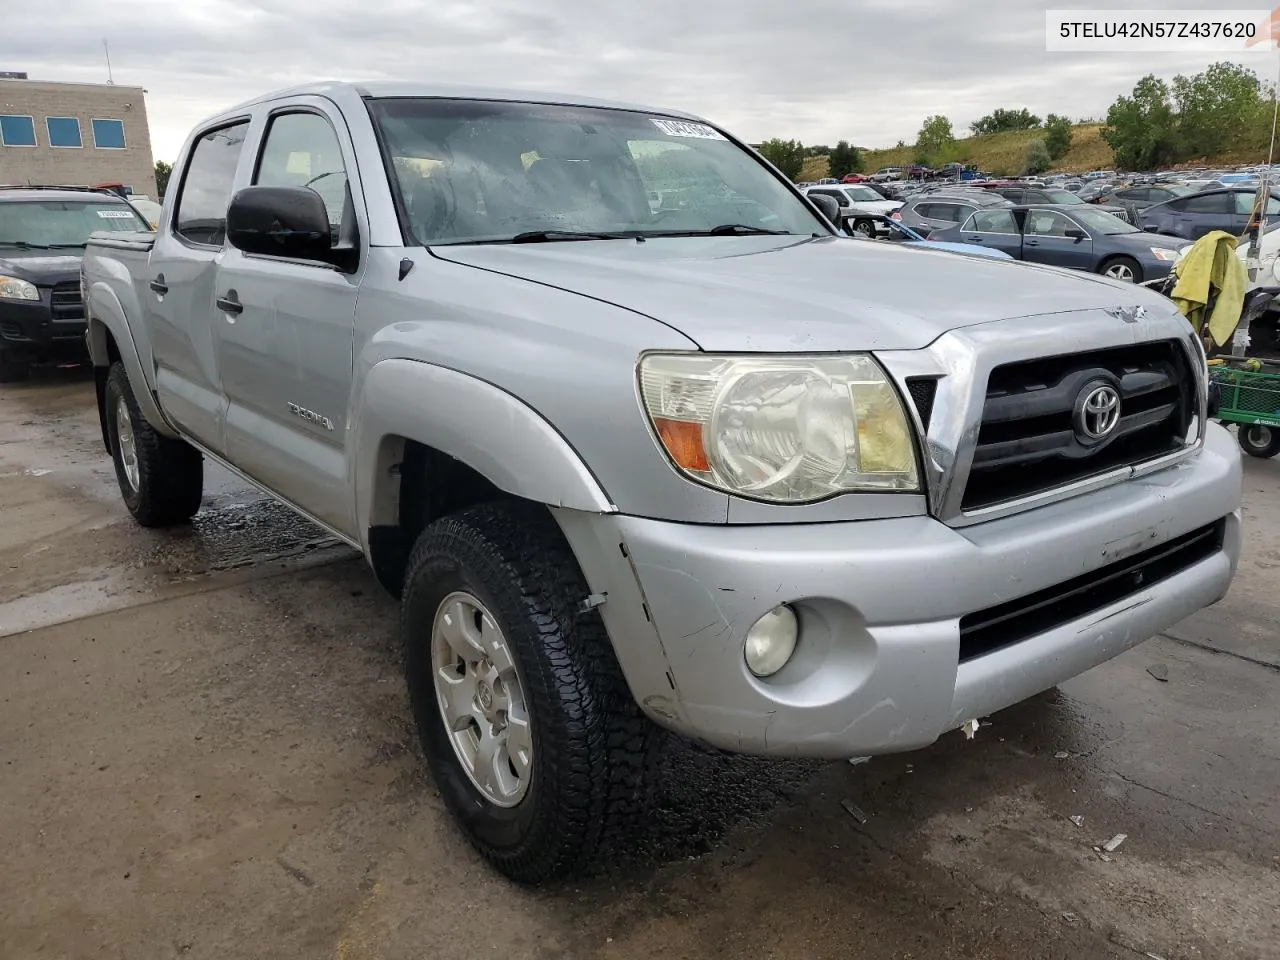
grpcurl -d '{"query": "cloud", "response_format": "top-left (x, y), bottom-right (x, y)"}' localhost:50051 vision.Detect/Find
top-left (9, 0), bottom-right (1274, 162)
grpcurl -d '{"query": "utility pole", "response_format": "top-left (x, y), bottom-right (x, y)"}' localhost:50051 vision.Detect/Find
top-left (103, 39), bottom-right (114, 84)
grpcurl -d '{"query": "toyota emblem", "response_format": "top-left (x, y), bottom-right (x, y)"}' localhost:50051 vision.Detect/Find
top-left (1074, 382), bottom-right (1122, 442)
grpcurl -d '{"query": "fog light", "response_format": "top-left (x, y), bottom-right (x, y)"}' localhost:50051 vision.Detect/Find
top-left (744, 604), bottom-right (798, 677)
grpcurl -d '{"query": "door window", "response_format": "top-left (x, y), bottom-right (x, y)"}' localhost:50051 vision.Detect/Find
top-left (174, 121), bottom-right (251, 246)
top-left (254, 112), bottom-right (352, 244)
top-left (1233, 192), bottom-right (1280, 216)
top-left (967, 210), bottom-right (1018, 234)
top-left (1025, 210), bottom-right (1076, 237)
top-left (1182, 193), bottom-right (1233, 214)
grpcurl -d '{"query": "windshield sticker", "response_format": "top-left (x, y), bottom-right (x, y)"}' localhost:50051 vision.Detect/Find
top-left (97, 210), bottom-right (135, 218)
top-left (650, 118), bottom-right (726, 140)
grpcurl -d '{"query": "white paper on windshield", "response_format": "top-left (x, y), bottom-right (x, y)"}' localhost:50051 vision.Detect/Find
top-left (97, 210), bottom-right (135, 218)
top-left (650, 118), bottom-right (726, 140)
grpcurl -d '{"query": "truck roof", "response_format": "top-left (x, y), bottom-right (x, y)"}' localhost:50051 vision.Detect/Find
top-left (209, 80), bottom-right (702, 125)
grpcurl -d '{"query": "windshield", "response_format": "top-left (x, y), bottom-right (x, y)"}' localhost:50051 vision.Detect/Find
top-left (1066, 207), bottom-right (1139, 235)
top-left (0, 199), bottom-right (150, 247)
top-left (844, 186), bottom-right (882, 202)
top-left (369, 98), bottom-right (827, 245)
top-left (1040, 189), bottom-right (1082, 204)
top-left (1166, 185), bottom-right (1197, 197)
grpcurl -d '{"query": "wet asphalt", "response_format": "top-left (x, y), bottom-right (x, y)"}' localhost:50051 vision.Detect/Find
top-left (1, 364), bottom-right (1278, 960)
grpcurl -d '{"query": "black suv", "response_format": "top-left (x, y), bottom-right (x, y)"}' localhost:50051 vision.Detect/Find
top-left (0, 187), bottom-right (152, 381)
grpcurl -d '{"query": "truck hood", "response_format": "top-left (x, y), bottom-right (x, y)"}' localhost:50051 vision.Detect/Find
top-left (432, 236), bottom-right (1166, 352)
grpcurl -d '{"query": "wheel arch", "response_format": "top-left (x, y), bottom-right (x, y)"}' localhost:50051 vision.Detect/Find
top-left (354, 359), bottom-right (616, 595)
top-left (85, 281), bottom-right (178, 440)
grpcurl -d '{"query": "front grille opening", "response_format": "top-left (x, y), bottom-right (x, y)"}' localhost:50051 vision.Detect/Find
top-left (905, 376), bottom-right (939, 430)
top-left (957, 519), bottom-right (1225, 663)
top-left (50, 281), bottom-right (84, 320)
top-left (962, 341), bottom-right (1194, 511)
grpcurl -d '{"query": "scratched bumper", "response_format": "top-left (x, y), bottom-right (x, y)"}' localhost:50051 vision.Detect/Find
top-left (557, 423), bottom-right (1242, 759)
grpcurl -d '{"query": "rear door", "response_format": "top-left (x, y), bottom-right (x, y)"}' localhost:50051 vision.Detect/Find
top-left (212, 99), bottom-right (366, 536)
top-left (956, 209), bottom-right (1024, 258)
top-left (146, 119), bottom-right (252, 450)
top-left (1021, 209), bottom-right (1095, 270)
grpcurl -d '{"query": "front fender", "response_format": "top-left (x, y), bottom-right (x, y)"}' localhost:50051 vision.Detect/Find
top-left (353, 359), bottom-right (615, 545)
top-left (85, 276), bottom-right (177, 437)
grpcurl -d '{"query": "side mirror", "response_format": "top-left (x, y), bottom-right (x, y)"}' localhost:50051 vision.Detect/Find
top-left (227, 186), bottom-right (334, 263)
top-left (807, 193), bottom-right (842, 227)
top-left (1064, 228), bottom-right (1087, 241)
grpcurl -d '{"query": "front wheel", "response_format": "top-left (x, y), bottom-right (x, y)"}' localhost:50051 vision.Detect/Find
top-left (105, 362), bottom-right (204, 526)
top-left (1238, 424), bottom-right (1280, 458)
top-left (402, 500), bottom-right (661, 883)
top-left (1099, 256), bottom-right (1143, 283)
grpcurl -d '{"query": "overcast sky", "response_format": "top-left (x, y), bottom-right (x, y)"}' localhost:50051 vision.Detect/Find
top-left (8, 0), bottom-right (1277, 162)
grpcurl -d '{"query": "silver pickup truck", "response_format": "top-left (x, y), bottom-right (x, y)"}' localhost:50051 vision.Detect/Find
top-left (82, 82), bottom-right (1242, 882)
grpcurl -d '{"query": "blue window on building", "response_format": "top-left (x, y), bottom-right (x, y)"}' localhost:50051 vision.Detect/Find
top-left (46, 117), bottom-right (82, 148)
top-left (92, 118), bottom-right (126, 149)
top-left (0, 115), bottom-right (37, 146)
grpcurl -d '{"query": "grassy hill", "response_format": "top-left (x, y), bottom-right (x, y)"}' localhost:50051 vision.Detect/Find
top-left (799, 122), bottom-right (1270, 181)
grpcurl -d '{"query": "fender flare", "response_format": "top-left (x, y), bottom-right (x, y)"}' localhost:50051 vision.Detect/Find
top-left (353, 358), bottom-right (615, 542)
top-left (85, 280), bottom-right (178, 437)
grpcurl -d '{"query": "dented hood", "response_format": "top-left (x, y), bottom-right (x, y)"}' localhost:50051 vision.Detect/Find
top-left (432, 235), bottom-right (1169, 352)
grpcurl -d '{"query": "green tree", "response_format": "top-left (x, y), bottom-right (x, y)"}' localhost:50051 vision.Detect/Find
top-left (756, 138), bottom-right (806, 180)
top-left (1173, 61), bottom-right (1263, 158)
top-left (970, 107), bottom-right (1042, 136)
top-left (1022, 139), bottom-right (1052, 175)
top-left (828, 140), bottom-right (864, 178)
top-left (915, 115), bottom-right (955, 165)
top-left (154, 160), bottom-right (173, 197)
top-left (1102, 75), bottom-right (1178, 170)
top-left (1043, 114), bottom-right (1073, 160)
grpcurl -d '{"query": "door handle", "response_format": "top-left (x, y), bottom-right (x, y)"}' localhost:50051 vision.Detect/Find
top-left (215, 294), bottom-right (243, 316)
top-left (1026, 240), bottom-right (1041, 246)
top-left (965, 236), bottom-right (982, 242)
top-left (149, 276), bottom-right (168, 295)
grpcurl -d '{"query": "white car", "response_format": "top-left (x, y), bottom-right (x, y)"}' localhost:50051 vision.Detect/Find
top-left (802, 184), bottom-right (901, 236)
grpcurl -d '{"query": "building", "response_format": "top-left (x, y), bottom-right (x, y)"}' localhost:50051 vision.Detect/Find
top-left (0, 76), bottom-right (157, 196)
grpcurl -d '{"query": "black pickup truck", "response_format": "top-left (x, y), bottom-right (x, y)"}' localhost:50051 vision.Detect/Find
top-left (0, 186), bottom-right (152, 381)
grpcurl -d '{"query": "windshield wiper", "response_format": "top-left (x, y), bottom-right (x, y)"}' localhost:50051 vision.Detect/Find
top-left (644, 224), bottom-right (796, 238)
top-left (0, 241), bottom-right (50, 249)
top-left (509, 230), bottom-right (643, 243)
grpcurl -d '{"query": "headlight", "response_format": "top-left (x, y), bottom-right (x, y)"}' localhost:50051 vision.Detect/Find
top-left (0, 276), bottom-right (40, 301)
top-left (638, 353), bottom-right (920, 502)
top-left (1174, 245), bottom-right (1193, 264)
top-left (1150, 248), bottom-right (1179, 262)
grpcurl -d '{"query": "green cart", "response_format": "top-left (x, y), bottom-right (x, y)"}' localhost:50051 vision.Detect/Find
top-left (1209, 361), bottom-right (1280, 458)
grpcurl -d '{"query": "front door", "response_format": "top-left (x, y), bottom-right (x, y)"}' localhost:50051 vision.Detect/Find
top-left (213, 102), bottom-right (366, 537)
top-left (1021, 209), bottom-right (1095, 271)
top-left (147, 120), bottom-right (252, 451)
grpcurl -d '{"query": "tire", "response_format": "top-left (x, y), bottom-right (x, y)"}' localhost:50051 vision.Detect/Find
top-left (401, 500), bottom-right (661, 883)
top-left (1238, 424), bottom-right (1280, 458)
top-left (1099, 256), bottom-right (1143, 283)
top-left (104, 362), bottom-right (204, 526)
top-left (851, 219), bottom-right (876, 238)
top-left (0, 349), bottom-right (30, 383)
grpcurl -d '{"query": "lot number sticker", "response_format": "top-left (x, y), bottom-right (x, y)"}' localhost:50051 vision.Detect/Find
top-left (97, 210), bottom-right (136, 218)
top-left (651, 118), bottom-right (726, 140)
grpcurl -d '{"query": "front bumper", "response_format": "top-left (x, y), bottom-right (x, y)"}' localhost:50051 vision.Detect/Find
top-left (0, 296), bottom-right (86, 353)
top-left (554, 422), bottom-right (1242, 759)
